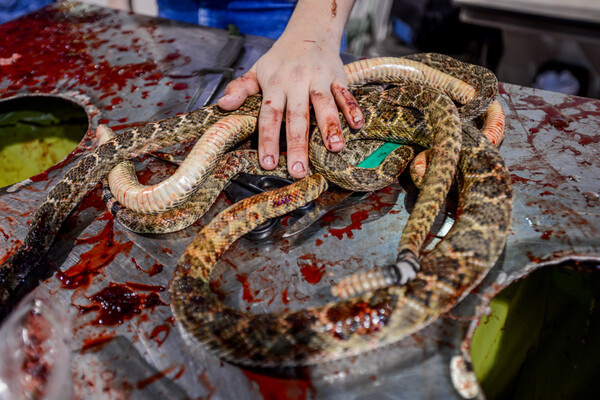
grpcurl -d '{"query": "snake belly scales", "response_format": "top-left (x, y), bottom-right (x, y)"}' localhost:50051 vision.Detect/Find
top-left (0, 53), bottom-right (513, 367)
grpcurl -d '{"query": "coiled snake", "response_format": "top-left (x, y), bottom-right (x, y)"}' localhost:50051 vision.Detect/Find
top-left (0, 54), bottom-right (512, 368)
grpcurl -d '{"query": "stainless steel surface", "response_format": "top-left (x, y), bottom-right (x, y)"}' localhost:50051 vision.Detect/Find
top-left (1, 2), bottom-right (599, 399)
top-left (185, 25), bottom-right (245, 112)
top-left (283, 189), bottom-right (354, 238)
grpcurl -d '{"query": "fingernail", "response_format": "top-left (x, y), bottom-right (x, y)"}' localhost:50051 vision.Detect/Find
top-left (292, 161), bottom-right (305, 173)
top-left (263, 155), bottom-right (275, 167)
top-left (330, 134), bottom-right (342, 144)
top-left (353, 114), bottom-right (362, 124)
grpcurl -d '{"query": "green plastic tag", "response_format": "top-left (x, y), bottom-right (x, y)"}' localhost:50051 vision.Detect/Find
top-left (356, 142), bottom-right (401, 168)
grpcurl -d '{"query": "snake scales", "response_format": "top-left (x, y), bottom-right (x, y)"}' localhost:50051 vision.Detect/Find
top-left (101, 53), bottom-right (503, 234)
top-left (0, 54), bottom-right (512, 368)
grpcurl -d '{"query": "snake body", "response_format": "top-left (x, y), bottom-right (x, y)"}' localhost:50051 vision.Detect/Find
top-left (169, 116), bottom-right (512, 366)
top-left (101, 54), bottom-right (500, 218)
top-left (101, 54), bottom-right (501, 235)
top-left (0, 54), bottom-right (512, 370)
top-left (0, 97), bottom-right (263, 313)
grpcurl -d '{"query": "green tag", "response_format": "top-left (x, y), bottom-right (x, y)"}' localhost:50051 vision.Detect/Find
top-left (356, 142), bottom-right (401, 168)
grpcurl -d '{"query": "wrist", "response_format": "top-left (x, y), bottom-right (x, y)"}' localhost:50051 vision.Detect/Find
top-left (279, 0), bottom-right (353, 50)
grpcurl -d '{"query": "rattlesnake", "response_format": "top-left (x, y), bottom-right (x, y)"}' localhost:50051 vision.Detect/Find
top-left (169, 85), bottom-right (513, 366)
top-left (0, 54), bottom-right (511, 371)
top-left (99, 53), bottom-right (502, 234)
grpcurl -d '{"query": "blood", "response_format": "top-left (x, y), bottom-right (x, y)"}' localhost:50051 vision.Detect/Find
top-left (498, 83), bottom-right (509, 97)
top-left (242, 369), bottom-right (313, 400)
top-left (297, 254), bottom-right (326, 284)
top-left (509, 173), bottom-right (558, 189)
top-left (81, 332), bottom-right (116, 352)
top-left (54, 218), bottom-right (133, 289)
top-left (136, 364), bottom-right (184, 390)
top-left (0, 7), bottom-right (165, 99)
top-left (281, 287), bottom-right (290, 305)
top-left (209, 276), bottom-right (227, 301)
top-left (0, 240), bottom-right (22, 265)
top-left (78, 282), bottom-right (166, 325)
top-left (328, 210), bottom-right (369, 240)
top-left (160, 247), bottom-right (174, 255)
top-left (173, 365), bottom-right (186, 380)
top-left (79, 189), bottom-right (109, 214)
top-left (164, 52), bottom-right (180, 61)
top-left (575, 132), bottom-right (600, 146)
top-left (198, 371), bottom-right (218, 399)
top-left (0, 226), bottom-right (9, 241)
top-left (149, 324), bottom-right (170, 347)
top-left (521, 95), bottom-right (600, 142)
top-left (56, 219), bottom-right (133, 289)
top-left (125, 281), bottom-right (165, 292)
top-left (131, 257), bottom-right (164, 277)
top-left (236, 273), bottom-right (263, 303)
top-left (527, 104), bottom-right (573, 134)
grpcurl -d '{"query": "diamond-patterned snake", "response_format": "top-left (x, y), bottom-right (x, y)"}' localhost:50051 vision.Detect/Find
top-left (0, 54), bottom-right (512, 369)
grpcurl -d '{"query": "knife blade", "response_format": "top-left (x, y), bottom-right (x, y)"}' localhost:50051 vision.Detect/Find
top-left (185, 24), bottom-right (245, 112)
top-left (283, 142), bottom-right (402, 237)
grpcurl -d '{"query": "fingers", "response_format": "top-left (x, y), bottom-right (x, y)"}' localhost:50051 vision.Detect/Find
top-left (257, 91), bottom-right (285, 172)
top-left (285, 87), bottom-right (311, 179)
top-left (217, 71), bottom-right (260, 110)
top-left (310, 84), bottom-right (345, 153)
top-left (332, 81), bottom-right (364, 130)
top-left (217, 59), bottom-right (364, 182)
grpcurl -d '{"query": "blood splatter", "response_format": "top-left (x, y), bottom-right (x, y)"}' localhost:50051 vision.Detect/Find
top-left (198, 371), bottom-right (218, 399)
top-left (81, 332), bottom-right (116, 352)
top-left (209, 276), bottom-right (227, 301)
top-left (328, 210), bottom-right (369, 240)
top-left (242, 369), bottom-right (314, 400)
top-left (55, 218), bottom-right (134, 290)
top-left (236, 273), bottom-right (263, 303)
top-left (0, 7), bottom-right (165, 99)
top-left (281, 287), bottom-right (290, 305)
top-left (131, 257), bottom-right (164, 277)
top-left (78, 282), bottom-right (166, 325)
top-left (149, 324), bottom-right (170, 347)
top-left (297, 254), bottom-right (326, 284)
top-left (136, 364), bottom-right (185, 390)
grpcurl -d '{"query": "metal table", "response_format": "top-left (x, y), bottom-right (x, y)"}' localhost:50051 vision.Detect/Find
top-left (0, 3), bottom-right (599, 399)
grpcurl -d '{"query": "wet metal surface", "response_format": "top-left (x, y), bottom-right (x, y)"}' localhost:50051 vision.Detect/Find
top-left (0, 3), bottom-right (599, 399)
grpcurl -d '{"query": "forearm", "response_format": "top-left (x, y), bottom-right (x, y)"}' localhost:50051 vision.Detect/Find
top-left (280, 0), bottom-right (355, 50)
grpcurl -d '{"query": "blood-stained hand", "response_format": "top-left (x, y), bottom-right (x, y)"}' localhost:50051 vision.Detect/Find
top-left (217, 0), bottom-right (362, 179)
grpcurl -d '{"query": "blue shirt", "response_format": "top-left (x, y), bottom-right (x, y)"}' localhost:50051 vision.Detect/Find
top-left (157, 0), bottom-right (297, 40)
top-left (0, 0), bottom-right (54, 23)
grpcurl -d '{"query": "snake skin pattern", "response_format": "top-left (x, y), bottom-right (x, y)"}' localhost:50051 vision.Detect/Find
top-left (100, 54), bottom-right (500, 234)
top-left (169, 118), bottom-right (513, 366)
top-left (0, 96), bottom-right (263, 315)
top-left (0, 54), bottom-right (512, 372)
top-left (100, 54), bottom-right (499, 218)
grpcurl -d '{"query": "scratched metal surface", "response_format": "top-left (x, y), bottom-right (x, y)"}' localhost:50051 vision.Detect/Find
top-left (0, 2), bottom-right (599, 399)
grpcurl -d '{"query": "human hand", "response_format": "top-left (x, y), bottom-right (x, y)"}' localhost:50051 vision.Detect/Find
top-left (218, 37), bottom-right (364, 179)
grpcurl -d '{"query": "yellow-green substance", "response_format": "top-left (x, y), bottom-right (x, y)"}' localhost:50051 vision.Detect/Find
top-left (471, 263), bottom-right (600, 399)
top-left (0, 97), bottom-right (88, 187)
